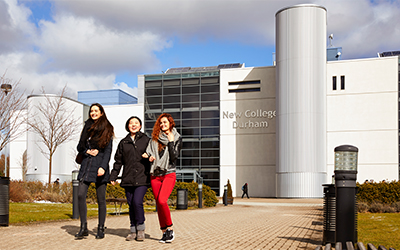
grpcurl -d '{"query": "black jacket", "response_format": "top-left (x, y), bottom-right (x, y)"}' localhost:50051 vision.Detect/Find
top-left (77, 119), bottom-right (112, 184)
top-left (110, 132), bottom-right (151, 187)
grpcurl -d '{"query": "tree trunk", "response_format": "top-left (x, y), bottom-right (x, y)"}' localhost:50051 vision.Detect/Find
top-left (48, 156), bottom-right (52, 184)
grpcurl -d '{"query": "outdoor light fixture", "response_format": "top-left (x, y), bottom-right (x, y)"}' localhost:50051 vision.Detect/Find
top-left (334, 144), bottom-right (358, 247)
top-left (1, 84), bottom-right (12, 95)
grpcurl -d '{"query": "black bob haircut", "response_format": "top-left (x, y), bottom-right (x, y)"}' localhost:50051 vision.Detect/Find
top-left (125, 116), bottom-right (142, 132)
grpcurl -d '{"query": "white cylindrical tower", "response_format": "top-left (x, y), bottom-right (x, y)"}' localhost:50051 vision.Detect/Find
top-left (275, 4), bottom-right (327, 197)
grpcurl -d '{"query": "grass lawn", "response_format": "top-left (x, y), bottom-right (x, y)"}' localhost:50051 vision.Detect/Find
top-left (358, 213), bottom-right (400, 249)
top-left (9, 202), bottom-right (156, 225)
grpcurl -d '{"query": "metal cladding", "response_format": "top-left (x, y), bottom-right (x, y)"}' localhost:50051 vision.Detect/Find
top-left (275, 4), bottom-right (327, 197)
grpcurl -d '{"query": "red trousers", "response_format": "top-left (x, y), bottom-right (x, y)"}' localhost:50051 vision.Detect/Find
top-left (151, 172), bottom-right (176, 230)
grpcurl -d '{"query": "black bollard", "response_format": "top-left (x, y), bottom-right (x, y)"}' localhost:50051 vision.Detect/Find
top-left (334, 145), bottom-right (358, 247)
top-left (198, 183), bottom-right (203, 208)
top-left (223, 185), bottom-right (228, 206)
top-left (72, 170), bottom-right (79, 219)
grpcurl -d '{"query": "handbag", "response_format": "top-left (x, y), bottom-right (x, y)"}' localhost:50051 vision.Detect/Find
top-left (75, 152), bottom-right (84, 164)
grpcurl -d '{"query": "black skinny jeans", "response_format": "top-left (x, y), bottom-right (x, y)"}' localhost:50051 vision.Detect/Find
top-left (78, 181), bottom-right (107, 226)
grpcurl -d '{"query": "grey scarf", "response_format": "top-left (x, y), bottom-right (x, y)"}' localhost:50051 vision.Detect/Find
top-left (146, 127), bottom-right (180, 174)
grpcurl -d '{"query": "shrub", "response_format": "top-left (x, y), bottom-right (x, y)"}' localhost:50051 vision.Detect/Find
top-left (369, 203), bottom-right (384, 213)
top-left (357, 202), bottom-right (369, 213)
top-left (357, 181), bottom-right (400, 204)
top-left (9, 179), bottom-right (218, 207)
top-left (391, 202), bottom-right (400, 212)
top-left (9, 180), bottom-right (30, 202)
top-left (382, 206), bottom-right (397, 213)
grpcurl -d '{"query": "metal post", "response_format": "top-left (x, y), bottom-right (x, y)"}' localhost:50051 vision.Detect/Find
top-left (72, 170), bottom-right (79, 219)
top-left (198, 183), bottom-right (202, 208)
top-left (1, 83), bottom-right (12, 177)
top-left (223, 185), bottom-right (228, 206)
top-left (334, 145), bottom-right (358, 247)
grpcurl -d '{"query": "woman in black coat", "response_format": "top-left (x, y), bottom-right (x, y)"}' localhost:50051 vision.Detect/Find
top-left (110, 116), bottom-right (150, 241)
top-left (75, 103), bottom-right (114, 240)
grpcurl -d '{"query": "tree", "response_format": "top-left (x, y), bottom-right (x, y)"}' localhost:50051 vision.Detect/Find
top-left (0, 72), bottom-right (27, 153)
top-left (18, 150), bottom-right (28, 181)
top-left (27, 86), bottom-right (81, 183)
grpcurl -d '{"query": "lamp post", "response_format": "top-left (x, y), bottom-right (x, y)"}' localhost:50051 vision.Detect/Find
top-left (1, 83), bottom-right (12, 178)
top-left (0, 83), bottom-right (12, 226)
top-left (72, 170), bottom-right (79, 219)
top-left (1, 84), bottom-right (12, 96)
top-left (334, 145), bottom-right (358, 247)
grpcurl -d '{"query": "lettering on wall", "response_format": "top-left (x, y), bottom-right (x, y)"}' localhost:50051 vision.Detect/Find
top-left (222, 109), bottom-right (276, 129)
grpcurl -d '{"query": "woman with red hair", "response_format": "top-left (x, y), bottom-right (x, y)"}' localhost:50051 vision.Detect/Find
top-left (143, 113), bottom-right (182, 243)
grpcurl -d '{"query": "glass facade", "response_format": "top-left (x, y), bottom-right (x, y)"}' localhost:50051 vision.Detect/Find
top-left (144, 71), bottom-right (221, 194)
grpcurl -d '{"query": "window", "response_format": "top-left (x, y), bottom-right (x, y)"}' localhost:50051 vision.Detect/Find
top-left (229, 88), bottom-right (260, 93)
top-left (332, 76), bottom-right (337, 90)
top-left (229, 80), bottom-right (260, 85)
top-left (341, 75), bottom-right (345, 90)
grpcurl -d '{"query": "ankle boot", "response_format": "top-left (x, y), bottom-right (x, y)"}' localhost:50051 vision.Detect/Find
top-left (75, 222), bottom-right (89, 239)
top-left (95, 224), bottom-right (105, 239)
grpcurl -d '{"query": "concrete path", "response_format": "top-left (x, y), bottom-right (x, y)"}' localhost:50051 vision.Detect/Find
top-left (0, 198), bottom-right (323, 250)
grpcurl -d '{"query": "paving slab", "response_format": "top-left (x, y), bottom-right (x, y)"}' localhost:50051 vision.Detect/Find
top-left (0, 198), bottom-right (323, 250)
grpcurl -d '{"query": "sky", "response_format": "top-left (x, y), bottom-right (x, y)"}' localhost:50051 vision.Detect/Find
top-left (0, 0), bottom-right (400, 99)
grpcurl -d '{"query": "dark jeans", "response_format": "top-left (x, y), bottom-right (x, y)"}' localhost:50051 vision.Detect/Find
top-left (125, 185), bottom-right (148, 230)
top-left (78, 181), bottom-right (107, 226)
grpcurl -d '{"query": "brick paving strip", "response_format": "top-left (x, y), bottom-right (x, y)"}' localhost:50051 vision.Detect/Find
top-left (0, 198), bottom-right (323, 250)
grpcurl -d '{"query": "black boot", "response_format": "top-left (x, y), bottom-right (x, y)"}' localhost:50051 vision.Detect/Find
top-left (95, 225), bottom-right (105, 239)
top-left (75, 222), bottom-right (88, 239)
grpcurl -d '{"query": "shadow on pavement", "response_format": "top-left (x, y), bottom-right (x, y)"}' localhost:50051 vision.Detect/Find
top-left (278, 236), bottom-right (322, 246)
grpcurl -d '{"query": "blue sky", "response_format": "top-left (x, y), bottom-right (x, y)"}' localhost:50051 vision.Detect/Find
top-left (1, 0), bottom-right (399, 98)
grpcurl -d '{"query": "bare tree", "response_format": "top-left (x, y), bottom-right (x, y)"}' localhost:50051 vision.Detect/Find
top-left (0, 72), bottom-right (27, 152)
top-left (27, 86), bottom-right (81, 183)
top-left (17, 150), bottom-right (28, 181)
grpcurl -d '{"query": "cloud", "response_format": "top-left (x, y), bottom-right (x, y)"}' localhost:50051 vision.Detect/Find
top-left (0, 0), bottom-right (36, 53)
top-left (36, 14), bottom-right (171, 74)
top-left (1, 0), bottom-right (400, 99)
top-left (54, 0), bottom-right (291, 45)
top-left (0, 52), bottom-right (116, 97)
top-left (319, 0), bottom-right (400, 58)
top-left (113, 82), bottom-right (137, 98)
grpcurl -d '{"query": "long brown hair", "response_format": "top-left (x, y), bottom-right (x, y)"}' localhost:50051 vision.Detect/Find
top-left (152, 113), bottom-right (175, 152)
top-left (88, 103), bottom-right (114, 148)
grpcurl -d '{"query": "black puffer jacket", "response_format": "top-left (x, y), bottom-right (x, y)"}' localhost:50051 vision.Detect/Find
top-left (77, 119), bottom-right (112, 184)
top-left (110, 132), bottom-right (151, 187)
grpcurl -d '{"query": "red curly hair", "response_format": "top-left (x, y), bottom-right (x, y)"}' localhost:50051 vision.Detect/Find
top-left (152, 113), bottom-right (176, 152)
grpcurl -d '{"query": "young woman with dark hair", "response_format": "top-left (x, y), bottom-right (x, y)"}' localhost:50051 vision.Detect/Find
top-left (143, 113), bottom-right (182, 243)
top-left (110, 116), bottom-right (150, 241)
top-left (75, 103), bottom-right (114, 240)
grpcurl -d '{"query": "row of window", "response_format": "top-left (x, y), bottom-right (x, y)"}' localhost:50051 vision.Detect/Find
top-left (145, 110), bottom-right (220, 120)
top-left (332, 75), bottom-right (345, 90)
top-left (146, 84), bottom-right (219, 96)
top-left (145, 76), bottom-right (219, 87)
top-left (145, 119), bottom-right (220, 129)
top-left (228, 80), bottom-right (261, 93)
top-left (144, 127), bottom-right (219, 137)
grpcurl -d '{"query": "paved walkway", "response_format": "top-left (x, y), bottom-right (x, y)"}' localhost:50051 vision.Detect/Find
top-left (0, 198), bottom-right (323, 250)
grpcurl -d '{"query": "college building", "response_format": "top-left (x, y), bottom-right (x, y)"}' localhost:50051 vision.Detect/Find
top-left (6, 4), bottom-right (400, 198)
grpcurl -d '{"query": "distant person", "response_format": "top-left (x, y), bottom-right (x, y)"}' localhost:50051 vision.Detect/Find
top-left (110, 116), bottom-right (150, 241)
top-left (54, 178), bottom-right (60, 185)
top-left (143, 113), bottom-right (182, 243)
top-left (75, 103), bottom-right (114, 240)
top-left (241, 183), bottom-right (249, 199)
